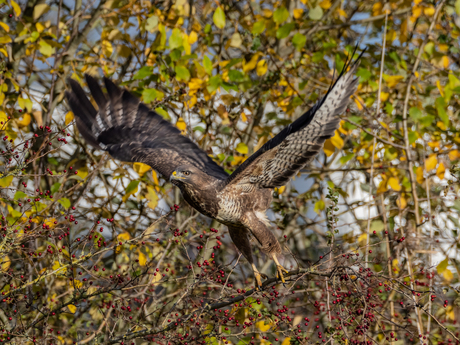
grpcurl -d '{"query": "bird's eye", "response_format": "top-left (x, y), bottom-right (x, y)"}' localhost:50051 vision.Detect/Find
top-left (183, 171), bottom-right (190, 176)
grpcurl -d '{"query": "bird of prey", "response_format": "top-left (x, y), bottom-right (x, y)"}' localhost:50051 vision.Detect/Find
top-left (65, 52), bottom-right (362, 289)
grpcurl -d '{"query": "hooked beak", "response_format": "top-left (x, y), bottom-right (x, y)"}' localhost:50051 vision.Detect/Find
top-left (171, 170), bottom-right (185, 182)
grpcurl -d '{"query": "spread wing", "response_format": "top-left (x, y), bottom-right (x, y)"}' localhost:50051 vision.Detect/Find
top-left (225, 51), bottom-right (363, 189)
top-left (65, 75), bottom-right (228, 180)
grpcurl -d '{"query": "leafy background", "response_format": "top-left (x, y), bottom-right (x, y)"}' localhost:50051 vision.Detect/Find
top-left (0, 0), bottom-right (459, 344)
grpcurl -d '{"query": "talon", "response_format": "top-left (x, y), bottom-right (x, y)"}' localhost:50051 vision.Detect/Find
top-left (254, 271), bottom-right (264, 290)
top-left (276, 265), bottom-right (289, 283)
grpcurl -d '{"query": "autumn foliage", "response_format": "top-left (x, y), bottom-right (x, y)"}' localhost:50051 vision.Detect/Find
top-left (0, 0), bottom-right (459, 344)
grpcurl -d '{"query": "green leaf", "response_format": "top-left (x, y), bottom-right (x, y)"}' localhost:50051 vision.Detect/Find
top-left (39, 40), bottom-right (55, 57)
top-left (134, 66), bottom-right (153, 80)
top-left (435, 96), bottom-right (449, 126)
top-left (143, 89), bottom-right (164, 103)
top-left (292, 33), bottom-right (306, 51)
top-left (276, 23), bottom-right (295, 39)
top-left (51, 182), bottom-right (61, 194)
top-left (437, 258), bottom-right (448, 274)
top-left (309, 6), bottom-right (323, 20)
top-left (58, 198), bottom-right (71, 209)
top-left (456, 0), bottom-right (460, 15)
top-left (155, 107), bottom-right (170, 120)
top-left (273, 7), bottom-right (289, 24)
top-left (175, 65), bottom-right (190, 81)
top-left (228, 70), bottom-right (244, 82)
top-left (408, 131), bottom-right (417, 144)
top-left (207, 76), bottom-right (222, 92)
top-left (235, 142), bottom-right (248, 154)
top-left (340, 153), bottom-right (354, 165)
top-left (409, 107), bottom-right (422, 120)
top-left (356, 68), bottom-right (371, 82)
top-left (145, 15), bottom-right (159, 32)
top-left (252, 20), bottom-right (266, 35)
top-left (126, 180), bottom-right (140, 195)
top-left (203, 56), bottom-right (213, 75)
top-left (213, 6), bottom-right (226, 29)
top-left (314, 200), bottom-right (325, 214)
top-left (169, 28), bottom-right (183, 49)
top-left (14, 191), bottom-right (27, 200)
top-left (0, 175), bottom-right (13, 187)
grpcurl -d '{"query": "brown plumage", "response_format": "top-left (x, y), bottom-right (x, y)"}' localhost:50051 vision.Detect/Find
top-left (65, 51), bottom-right (363, 288)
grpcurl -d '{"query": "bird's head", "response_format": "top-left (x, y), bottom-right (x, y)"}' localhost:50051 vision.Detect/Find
top-left (170, 165), bottom-right (201, 187)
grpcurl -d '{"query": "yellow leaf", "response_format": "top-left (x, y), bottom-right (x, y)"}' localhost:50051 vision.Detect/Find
top-left (76, 166), bottom-right (88, 180)
top-left (188, 78), bottom-right (204, 92)
top-left (293, 9), bottom-right (303, 19)
top-left (241, 112), bottom-right (247, 122)
top-left (436, 80), bottom-right (444, 97)
top-left (65, 111), bottom-right (74, 125)
top-left (11, 0), bottom-right (21, 17)
top-left (449, 150), bottom-right (460, 161)
top-left (386, 29), bottom-right (397, 43)
top-left (52, 261), bottom-right (67, 274)
top-left (0, 175), bottom-right (14, 187)
top-left (353, 96), bottom-right (363, 110)
top-left (330, 131), bottom-right (344, 149)
top-left (412, 6), bottom-right (422, 20)
top-left (182, 33), bottom-right (191, 54)
top-left (397, 195), bottom-right (407, 209)
top-left (446, 306), bottom-right (455, 320)
top-left (436, 162), bottom-right (445, 180)
top-left (146, 186), bottom-right (158, 209)
top-left (319, 0), bottom-right (331, 9)
top-left (384, 75), bottom-right (404, 88)
top-left (1, 256), bottom-right (11, 272)
top-left (68, 304), bottom-right (77, 314)
top-left (0, 22), bottom-right (9, 32)
top-left (133, 162), bottom-right (151, 177)
top-left (188, 31), bottom-right (198, 44)
top-left (388, 177), bottom-right (401, 191)
top-left (276, 186), bottom-right (285, 194)
top-left (236, 142), bottom-right (248, 155)
top-left (243, 53), bottom-right (260, 73)
top-left (138, 250), bottom-right (147, 266)
top-left (392, 259), bottom-right (399, 274)
top-left (337, 8), bottom-right (347, 17)
top-left (256, 59), bottom-right (267, 76)
top-left (73, 280), bottom-right (83, 289)
top-left (281, 338), bottom-right (291, 345)
top-left (424, 6), bottom-right (435, 16)
top-left (256, 320), bottom-right (271, 332)
top-left (176, 117), bottom-right (187, 133)
top-left (358, 233), bottom-right (367, 246)
top-left (443, 268), bottom-right (453, 281)
top-left (16, 113), bottom-right (31, 128)
top-left (416, 166), bottom-right (424, 184)
top-left (118, 232), bottom-right (130, 242)
top-left (0, 36), bottom-right (12, 44)
top-left (230, 32), bottom-right (242, 48)
top-left (152, 170), bottom-right (160, 189)
top-left (441, 56), bottom-right (449, 69)
top-left (45, 218), bottom-right (57, 229)
top-left (323, 138), bottom-right (335, 157)
top-left (380, 92), bottom-right (389, 102)
top-left (425, 154), bottom-right (437, 171)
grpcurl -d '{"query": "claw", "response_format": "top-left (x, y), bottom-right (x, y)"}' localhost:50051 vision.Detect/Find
top-left (252, 263), bottom-right (267, 290)
top-left (273, 254), bottom-right (289, 283)
top-left (276, 264), bottom-right (289, 283)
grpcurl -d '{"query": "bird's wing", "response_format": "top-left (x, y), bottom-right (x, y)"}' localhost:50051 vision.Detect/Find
top-left (65, 75), bottom-right (228, 180)
top-left (225, 50), bottom-right (363, 189)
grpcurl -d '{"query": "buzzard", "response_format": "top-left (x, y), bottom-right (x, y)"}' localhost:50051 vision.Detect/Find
top-left (65, 52), bottom-right (362, 289)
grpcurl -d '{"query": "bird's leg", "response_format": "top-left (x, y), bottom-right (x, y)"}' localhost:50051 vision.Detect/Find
top-left (273, 254), bottom-right (289, 283)
top-left (251, 263), bottom-right (268, 290)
